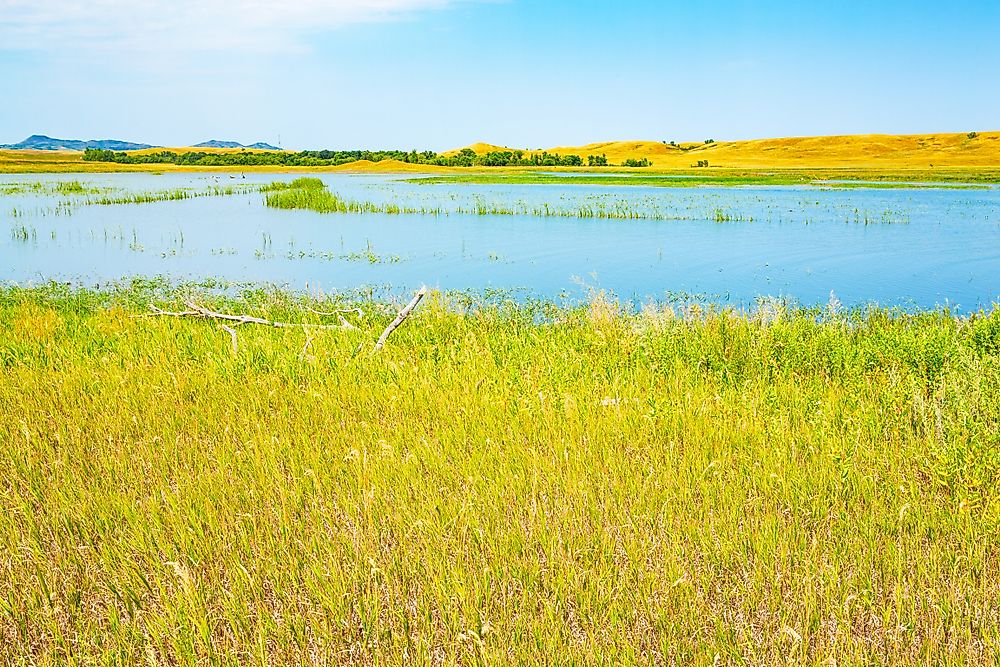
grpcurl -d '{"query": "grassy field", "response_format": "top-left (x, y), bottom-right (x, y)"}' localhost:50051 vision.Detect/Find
top-left (409, 169), bottom-right (1000, 188)
top-left (1, 284), bottom-right (998, 664)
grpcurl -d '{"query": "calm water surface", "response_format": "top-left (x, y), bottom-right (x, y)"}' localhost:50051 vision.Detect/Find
top-left (2, 172), bottom-right (998, 308)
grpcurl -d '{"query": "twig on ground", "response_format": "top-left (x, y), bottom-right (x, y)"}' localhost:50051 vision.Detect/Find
top-left (219, 324), bottom-right (239, 354)
top-left (147, 302), bottom-right (354, 330)
top-left (300, 333), bottom-right (315, 360)
top-left (374, 286), bottom-right (428, 352)
top-left (146, 288), bottom-right (428, 354)
top-left (308, 306), bottom-right (364, 319)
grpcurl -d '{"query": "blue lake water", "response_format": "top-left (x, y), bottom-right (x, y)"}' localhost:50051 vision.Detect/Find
top-left (1, 172), bottom-right (998, 309)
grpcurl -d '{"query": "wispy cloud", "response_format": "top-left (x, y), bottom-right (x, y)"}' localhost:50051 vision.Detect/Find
top-left (0, 0), bottom-right (475, 52)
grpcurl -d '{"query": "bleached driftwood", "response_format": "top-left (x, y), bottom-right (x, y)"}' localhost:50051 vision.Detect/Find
top-left (146, 286), bottom-right (427, 353)
top-left (374, 286), bottom-right (428, 351)
top-left (148, 302), bottom-right (356, 330)
top-left (307, 306), bottom-right (364, 319)
top-left (219, 324), bottom-right (239, 353)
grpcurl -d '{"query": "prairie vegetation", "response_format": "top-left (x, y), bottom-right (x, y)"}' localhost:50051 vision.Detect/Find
top-left (82, 147), bottom-right (588, 169)
top-left (262, 179), bottom-right (690, 220)
top-left (262, 179), bottom-right (923, 224)
top-left (77, 131), bottom-right (1000, 172)
top-left (1, 284), bottom-right (998, 664)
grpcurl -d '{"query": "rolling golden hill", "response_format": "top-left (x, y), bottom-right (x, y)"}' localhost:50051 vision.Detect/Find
top-left (3, 132), bottom-right (998, 174)
top-left (457, 132), bottom-right (1000, 168)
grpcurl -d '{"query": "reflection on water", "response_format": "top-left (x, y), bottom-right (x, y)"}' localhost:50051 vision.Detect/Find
top-left (1, 172), bottom-right (998, 309)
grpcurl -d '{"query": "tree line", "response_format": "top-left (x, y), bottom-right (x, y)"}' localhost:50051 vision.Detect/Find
top-left (82, 148), bottom-right (651, 168)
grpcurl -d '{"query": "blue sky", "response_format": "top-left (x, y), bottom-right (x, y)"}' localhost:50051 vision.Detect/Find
top-left (2, 0), bottom-right (998, 150)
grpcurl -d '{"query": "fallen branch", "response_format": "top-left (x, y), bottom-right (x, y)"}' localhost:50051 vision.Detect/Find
top-left (218, 324), bottom-right (239, 354)
top-left (147, 305), bottom-right (201, 317)
top-left (300, 333), bottom-right (315, 360)
top-left (145, 288), bottom-right (428, 354)
top-left (307, 306), bottom-right (364, 319)
top-left (374, 286), bottom-right (427, 352)
top-left (147, 302), bottom-right (354, 331)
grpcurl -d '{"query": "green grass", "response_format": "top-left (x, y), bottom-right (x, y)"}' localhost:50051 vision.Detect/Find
top-left (1, 284), bottom-right (999, 664)
top-left (88, 184), bottom-right (260, 206)
top-left (262, 177), bottom-right (327, 191)
top-left (265, 183), bottom-right (443, 215)
top-left (54, 181), bottom-right (91, 195)
top-left (411, 173), bottom-right (812, 188)
top-left (0, 180), bottom-right (262, 208)
top-left (408, 170), bottom-right (1000, 189)
top-left (9, 223), bottom-right (36, 242)
top-left (1, 181), bottom-right (102, 197)
top-left (263, 181), bottom-right (717, 221)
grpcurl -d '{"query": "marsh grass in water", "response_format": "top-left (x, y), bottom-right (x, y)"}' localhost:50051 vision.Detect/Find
top-left (86, 184), bottom-right (260, 206)
top-left (265, 181), bottom-right (703, 221)
top-left (265, 182), bottom-right (444, 215)
top-left (262, 181), bottom-right (912, 225)
top-left (9, 223), bottom-right (36, 242)
top-left (1, 283), bottom-right (999, 664)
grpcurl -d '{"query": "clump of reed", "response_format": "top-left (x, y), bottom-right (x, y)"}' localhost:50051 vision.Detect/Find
top-left (261, 177), bottom-right (327, 192)
top-left (265, 181), bottom-right (442, 215)
top-left (88, 184), bottom-right (260, 206)
top-left (262, 180), bottom-right (701, 221)
top-left (54, 180), bottom-right (89, 195)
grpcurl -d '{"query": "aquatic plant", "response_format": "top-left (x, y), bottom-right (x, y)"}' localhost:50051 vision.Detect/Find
top-left (85, 184), bottom-right (261, 207)
top-left (9, 223), bottom-right (36, 242)
top-left (265, 184), bottom-right (443, 215)
top-left (262, 177), bottom-right (326, 191)
top-left (264, 180), bottom-right (707, 221)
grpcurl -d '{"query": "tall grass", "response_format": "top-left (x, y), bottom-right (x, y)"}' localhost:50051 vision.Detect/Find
top-left (262, 177), bottom-right (327, 191)
top-left (264, 181), bottom-right (690, 220)
top-left (1, 285), bottom-right (998, 664)
top-left (266, 185), bottom-right (443, 215)
top-left (88, 184), bottom-right (259, 206)
top-left (54, 181), bottom-right (90, 195)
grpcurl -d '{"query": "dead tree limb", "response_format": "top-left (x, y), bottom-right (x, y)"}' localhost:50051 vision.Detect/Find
top-left (374, 286), bottom-right (427, 352)
top-left (308, 306), bottom-right (364, 319)
top-left (147, 305), bottom-right (201, 317)
top-left (218, 324), bottom-right (239, 354)
top-left (300, 333), bottom-right (315, 360)
top-left (146, 302), bottom-right (354, 331)
top-left (146, 287), bottom-right (428, 354)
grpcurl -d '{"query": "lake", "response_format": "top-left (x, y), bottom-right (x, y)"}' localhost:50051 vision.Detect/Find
top-left (2, 172), bottom-right (998, 309)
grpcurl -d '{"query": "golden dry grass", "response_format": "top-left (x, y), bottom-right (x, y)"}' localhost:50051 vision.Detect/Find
top-left (1, 285), bottom-right (999, 665)
top-left (462, 131), bottom-right (1000, 169)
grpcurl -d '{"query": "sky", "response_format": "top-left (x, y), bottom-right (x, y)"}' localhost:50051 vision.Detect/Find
top-left (2, 0), bottom-right (998, 150)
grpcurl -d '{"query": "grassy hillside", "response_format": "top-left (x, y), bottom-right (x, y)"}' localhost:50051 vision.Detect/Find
top-left (1, 285), bottom-right (998, 664)
top-left (3, 132), bottom-right (999, 174)
top-left (463, 131), bottom-right (1000, 169)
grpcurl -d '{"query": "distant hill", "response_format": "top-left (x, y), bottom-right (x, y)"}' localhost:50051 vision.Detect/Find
top-left (452, 131), bottom-right (1000, 168)
top-left (194, 140), bottom-right (282, 150)
top-left (0, 134), bottom-right (155, 151)
top-left (0, 135), bottom-right (283, 152)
